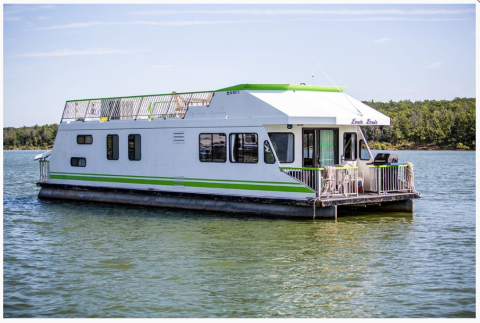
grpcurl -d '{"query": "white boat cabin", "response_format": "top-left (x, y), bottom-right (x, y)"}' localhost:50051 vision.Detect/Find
top-left (37, 84), bottom-right (418, 218)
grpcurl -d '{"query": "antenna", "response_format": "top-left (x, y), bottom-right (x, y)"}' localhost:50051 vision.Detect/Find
top-left (313, 61), bottom-right (363, 117)
top-left (312, 73), bottom-right (314, 85)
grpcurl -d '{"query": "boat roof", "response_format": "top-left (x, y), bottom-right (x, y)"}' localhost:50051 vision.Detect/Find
top-left (62, 84), bottom-right (390, 126)
top-left (66, 84), bottom-right (346, 102)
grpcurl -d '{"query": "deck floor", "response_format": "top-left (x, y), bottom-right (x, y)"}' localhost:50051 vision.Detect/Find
top-left (317, 191), bottom-right (420, 207)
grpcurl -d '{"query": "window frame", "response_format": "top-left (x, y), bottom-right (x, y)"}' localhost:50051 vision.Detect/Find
top-left (359, 139), bottom-right (371, 160)
top-left (268, 132), bottom-right (295, 163)
top-left (70, 157), bottom-right (86, 167)
top-left (106, 134), bottom-right (119, 160)
top-left (128, 134), bottom-right (141, 161)
top-left (229, 133), bottom-right (259, 164)
top-left (343, 132), bottom-right (357, 161)
top-left (77, 135), bottom-right (93, 145)
top-left (264, 140), bottom-right (276, 164)
top-left (199, 133), bottom-right (227, 163)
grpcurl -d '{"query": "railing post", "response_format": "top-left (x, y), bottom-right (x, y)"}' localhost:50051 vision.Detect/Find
top-left (134, 97), bottom-right (144, 120)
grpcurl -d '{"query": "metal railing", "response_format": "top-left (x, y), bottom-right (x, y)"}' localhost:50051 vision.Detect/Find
top-left (280, 167), bottom-right (321, 195)
top-left (280, 166), bottom-right (359, 198)
top-left (370, 165), bottom-right (411, 194)
top-left (39, 160), bottom-right (50, 183)
top-left (61, 91), bottom-right (214, 123)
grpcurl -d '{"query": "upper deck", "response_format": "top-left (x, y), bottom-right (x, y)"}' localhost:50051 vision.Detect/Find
top-left (60, 84), bottom-right (390, 126)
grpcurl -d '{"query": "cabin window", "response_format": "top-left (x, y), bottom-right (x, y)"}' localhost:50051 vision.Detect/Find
top-left (107, 135), bottom-right (119, 160)
top-left (268, 133), bottom-right (294, 163)
top-left (128, 134), bottom-right (141, 161)
top-left (343, 132), bottom-right (357, 161)
top-left (230, 133), bottom-right (258, 163)
top-left (359, 139), bottom-right (370, 160)
top-left (71, 157), bottom-right (86, 167)
top-left (264, 141), bottom-right (276, 164)
top-left (77, 135), bottom-right (93, 144)
top-left (199, 133), bottom-right (227, 162)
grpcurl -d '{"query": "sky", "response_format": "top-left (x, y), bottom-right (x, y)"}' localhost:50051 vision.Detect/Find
top-left (2, 3), bottom-right (477, 127)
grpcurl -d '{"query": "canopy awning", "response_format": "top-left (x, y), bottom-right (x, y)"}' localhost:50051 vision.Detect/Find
top-left (248, 90), bottom-right (390, 126)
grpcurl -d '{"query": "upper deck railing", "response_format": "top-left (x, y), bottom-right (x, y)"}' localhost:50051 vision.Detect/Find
top-left (61, 91), bottom-right (214, 123)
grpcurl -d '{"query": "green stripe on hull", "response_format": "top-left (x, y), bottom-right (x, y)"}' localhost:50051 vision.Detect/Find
top-left (50, 174), bottom-right (314, 194)
top-left (49, 172), bottom-right (304, 186)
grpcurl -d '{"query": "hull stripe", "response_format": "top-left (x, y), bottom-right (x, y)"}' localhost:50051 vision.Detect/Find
top-left (49, 173), bottom-right (314, 194)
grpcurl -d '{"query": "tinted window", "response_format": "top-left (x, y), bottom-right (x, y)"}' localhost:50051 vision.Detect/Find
top-left (343, 132), bottom-right (357, 161)
top-left (359, 139), bottom-right (370, 160)
top-left (264, 140), bottom-right (276, 164)
top-left (128, 134), bottom-right (141, 161)
top-left (230, 133), bottom-right (258, 163)
top-left (107, 135), bottom-right (119, 160)
top-left (199, 133), bottom-right (226, 162)
top-left (71, 157), bottom-right (86, 167)
top-left (77, 135), bottom-right (93, 144)
top-left (269, 133), bottom-right (294, 163)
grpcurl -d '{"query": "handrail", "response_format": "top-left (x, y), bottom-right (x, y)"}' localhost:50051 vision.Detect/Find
top-left (280, 166), bottom-right (359, 198)
top-left (61, 91), bottom-right (214, 123)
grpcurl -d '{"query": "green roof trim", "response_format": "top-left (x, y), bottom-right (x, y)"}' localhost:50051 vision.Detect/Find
top-left (216, 84), bottom-right (346, 93)
top-left (66, 83), bottom-right (346, 102)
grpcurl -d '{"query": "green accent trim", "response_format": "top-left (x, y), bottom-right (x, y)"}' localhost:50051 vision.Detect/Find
top-left (373, 165), bottom-right (407, 168)
top-left (216, 84), bottom-right (346, 93)
top-left (50, 173), bottom-right (314, 194)
top-left (66, 83), bottom-right (346, 102)
top-left (334, 166), bottom-right (359, 170)
top-left (49, 172), bottom-right (303, 186)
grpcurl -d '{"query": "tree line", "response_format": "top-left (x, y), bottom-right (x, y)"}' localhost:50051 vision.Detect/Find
top-left (362, 97), bottom-right (475, 150)
top-left (2, 97), bottom-right (476, 150)
top-left (3, 124), bottom-right (58, 150)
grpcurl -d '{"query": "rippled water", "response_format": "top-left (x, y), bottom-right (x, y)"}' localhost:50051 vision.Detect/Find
top-left (3, 150), bottom-right (475, 318)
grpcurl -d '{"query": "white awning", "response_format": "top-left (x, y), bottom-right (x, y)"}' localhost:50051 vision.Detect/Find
top-left (248, 90), bottom-right (390, 126)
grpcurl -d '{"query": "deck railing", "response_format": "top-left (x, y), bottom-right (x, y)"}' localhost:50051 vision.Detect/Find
top-left (280, 167), bottom-right (321, 195)
top-left (370, 164), bottom-right (412, 194)
top-left (280, 166), bottom-right (359, 198)
top-left (61, 91), bottom-right (214, 123)
top-left (39, 160), bottom-right (50, 183)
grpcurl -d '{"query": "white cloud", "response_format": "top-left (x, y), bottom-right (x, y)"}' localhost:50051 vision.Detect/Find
top-left (131, 9), bottom-right (475, 16)
top-left (150, 65), bottom-right (174, 69)
top-left (37, 20), bottom-right (256, 30)
top-left (425, 62), bottom-right (444, 69)
top-left (17, 48), bottom-right (133, 57)
top-left (368, 37), bottom-right (393, 44)
top-left (37, 17), bottom-right (466, 30)
top-left (4, 16), bottom-right (21, 21)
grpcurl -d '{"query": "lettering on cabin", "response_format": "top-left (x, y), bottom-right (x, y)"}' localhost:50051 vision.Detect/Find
top-left (351, 118), bottom-right (378, 125)
top-left (227, 91), bottom-right (240, 95)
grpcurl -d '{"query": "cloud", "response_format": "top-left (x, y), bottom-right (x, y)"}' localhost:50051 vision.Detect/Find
top-left (131, 9), bottom-right (475, 16)
top-left (37, 17), bottom-right (466, 30)
top-left (368, 37), bottom-right (393, 44)
top-left (425, 62), bottom-right (444, 69)
top-left (17, 48), bottom-right (133, 57)
top-left (37, 19), bottom-right (257, 30)
top-left (150, 65), bottom-right (174, 69)
top-left (4, 16), bottom-right (21, 21)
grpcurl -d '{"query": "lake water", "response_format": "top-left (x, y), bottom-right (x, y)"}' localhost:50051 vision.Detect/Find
top-left (3, 150), bottom-right (475, 318)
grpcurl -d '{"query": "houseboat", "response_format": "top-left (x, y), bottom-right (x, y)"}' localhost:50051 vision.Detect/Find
top-left (35, 84), bottom-right (420, 218)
